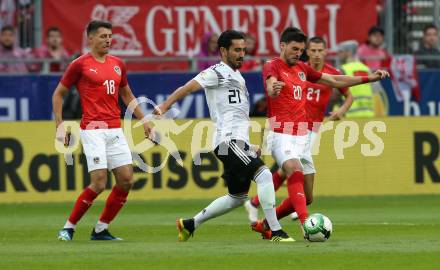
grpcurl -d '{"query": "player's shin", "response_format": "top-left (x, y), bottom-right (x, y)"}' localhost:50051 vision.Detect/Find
top-left (193, 194), bottom-right (246, 228)
top-left (66, 187), bottom-right (98, 228)
top-left (96, 186), bottom-right (129, 232)
top-left (250, 170), bottom-right (284, 207)
top-left (276, 198), bottom-right (295, 220)
top-left (286, 171), bottom-right (308, 224)
top-left (254, 168), bottom-right (282, 231)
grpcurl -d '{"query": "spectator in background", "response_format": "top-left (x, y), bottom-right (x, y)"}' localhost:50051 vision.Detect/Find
top-left (375, 0), bottom-right (385, 27)
top-left (0, 0), bottom-right (15, 29)
top-left (197, 32), bottom-right (219, 70)
top-left (337, 40), bottom-right (375, 117)
top-left (241, 33), bottom-right (262, 72)
top-left (0, 25), bottom-right (28, 73)
top-left (358, 26), bottom-right (390, 71)
top-left (415, 24), bottom-right (440, 69)
top-left (33, 27), bottom-right (70, 72)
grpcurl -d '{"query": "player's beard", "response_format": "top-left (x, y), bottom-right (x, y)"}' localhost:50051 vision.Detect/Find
top-left (282, 51), bottom-right (298, 66)
top-left (227, 55), bottom-right (243, 70)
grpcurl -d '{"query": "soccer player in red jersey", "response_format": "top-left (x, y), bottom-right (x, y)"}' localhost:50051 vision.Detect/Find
top-left (245, 36), bottom-right (354, 223)
top-left (52, 21), bottom-right (153, 241)
top-left (249, 28), bottom-right (388, 239)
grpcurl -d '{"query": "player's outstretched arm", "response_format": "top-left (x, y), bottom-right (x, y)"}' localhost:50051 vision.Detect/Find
top-left (329, 90), bottom-right (353, 121)
top-left (153, 79), bottom-right (202, 116)
top-left (318, 69), bottom-right (390, 89)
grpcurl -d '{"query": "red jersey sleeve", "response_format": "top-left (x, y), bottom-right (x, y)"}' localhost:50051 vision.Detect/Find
top-left (262, 60), bottom-right (279, 80)
top-left (300, 62), bottom-right (322, 83)
top-left (60, 59), bottom-right (82, 89)
top-left (119, 60), bottom-right (128, 87)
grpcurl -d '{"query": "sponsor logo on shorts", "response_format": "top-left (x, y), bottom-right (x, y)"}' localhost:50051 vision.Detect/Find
top-left (93, 157), bottom-right (100, 164)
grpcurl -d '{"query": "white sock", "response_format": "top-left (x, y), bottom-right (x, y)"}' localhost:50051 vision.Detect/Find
top-left (64, 220), bottom-right (76, 230)
top-left (94, 220), bottom-right (109, 233)
top-left (254, 168), bottom-right (282, 231)
top-left (291, 212), bottom-right (299, 220)
top-left (194, 194), bottom-right (246, 229)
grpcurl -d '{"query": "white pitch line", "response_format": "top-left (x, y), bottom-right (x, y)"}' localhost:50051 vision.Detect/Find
top-left (335, 222), bottom-right (422, 226)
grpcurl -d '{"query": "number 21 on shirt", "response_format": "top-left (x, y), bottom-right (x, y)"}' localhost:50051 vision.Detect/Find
top-left (103, 79), bottom-right (115, 94)
top-left (307, 87), bottom-right (320, 102)
top-left (228, 89), bottom-right (241, 104)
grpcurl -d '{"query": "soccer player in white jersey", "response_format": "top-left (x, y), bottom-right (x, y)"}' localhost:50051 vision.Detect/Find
top-left (153, 30), bottom-right (293, 242)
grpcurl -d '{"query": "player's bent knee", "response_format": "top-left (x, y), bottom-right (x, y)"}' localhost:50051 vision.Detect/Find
top-left (227, 193), bottom-right (248, 208)
top-left (283, 160), bottom-right (302, 177)
top-left (116, 178), bottom-right (133, 192)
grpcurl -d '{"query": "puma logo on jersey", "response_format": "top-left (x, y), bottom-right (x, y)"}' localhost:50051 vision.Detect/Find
top-left (283, 72), bottom-right (289, 77)
top-left (89, 68), bottom-right (98, 74)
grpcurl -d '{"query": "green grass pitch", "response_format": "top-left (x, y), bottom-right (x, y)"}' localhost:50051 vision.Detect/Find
top-left (0, 195), bottom-right (439, 270)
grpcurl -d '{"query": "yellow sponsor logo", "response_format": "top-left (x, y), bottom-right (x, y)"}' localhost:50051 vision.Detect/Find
top-left (0, 118), bottom-right (439, 203)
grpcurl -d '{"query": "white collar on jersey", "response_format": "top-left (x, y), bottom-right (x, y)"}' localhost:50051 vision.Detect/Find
top-left (220, 61), bottom-right (240, 73)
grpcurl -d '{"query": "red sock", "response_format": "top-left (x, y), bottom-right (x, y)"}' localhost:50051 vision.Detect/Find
top-left (68, 187), bottom-right (98, 225)
top-left (99, 186), bottom-right (129, 224)
top-left (276, 198), bottom-right (295, 220)
top-left (251, 170), bottom-right (285, 207)
top-left (286, 171), bottom-right (308, 224)
top-left (272, 170), bottom-right (285, 191)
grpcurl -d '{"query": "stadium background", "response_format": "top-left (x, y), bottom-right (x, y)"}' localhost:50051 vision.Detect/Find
top-left (1, 0), bottom-right (439, 202)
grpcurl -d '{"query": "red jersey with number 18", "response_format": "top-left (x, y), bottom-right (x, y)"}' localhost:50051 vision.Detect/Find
top-left (262, 58), bottom-right (322, 135)
top-left (60, 53), bottom-right (128, 129)
top-left (305, 63), bottom-right (348, 131)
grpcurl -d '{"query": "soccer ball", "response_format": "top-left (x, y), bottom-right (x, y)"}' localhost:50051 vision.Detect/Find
top-left (303, 213), bottom-right (332, 242)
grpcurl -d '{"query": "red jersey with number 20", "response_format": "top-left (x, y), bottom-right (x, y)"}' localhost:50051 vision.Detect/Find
top-left (60, 53), bottom-right (128, 129)
top-left (306, 63), bottom-right (348, 131)
top-left (262, 58), bottom-right (322, 135)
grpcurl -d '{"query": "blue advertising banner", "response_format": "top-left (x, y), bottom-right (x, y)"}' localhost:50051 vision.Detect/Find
top-left (0, 71), bottom-right (439, 121)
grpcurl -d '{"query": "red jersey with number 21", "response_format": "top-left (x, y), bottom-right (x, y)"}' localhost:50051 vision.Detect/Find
top-left (306, 63), bottom-right (348, 131)
top-left (262, 58), bottom-right (322, 135)
top-left (60, 53), bottom-right (128, 129)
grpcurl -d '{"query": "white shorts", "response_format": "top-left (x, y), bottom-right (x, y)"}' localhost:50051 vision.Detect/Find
top-left (269, 131), bottom-right (316, 175)
top-left (302, 131), bottom-right (318, 175)
top-left (80, 128), bottom-right (133, 172)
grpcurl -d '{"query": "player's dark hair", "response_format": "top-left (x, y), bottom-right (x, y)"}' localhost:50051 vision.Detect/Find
top-left (280, 27), bottom-right (307, 44)
top-left (1, 25), bottom-right (14, 34)
top-left (86, 20), bottom-right (112, 36)
top-left (46, 26), bottom-right (61, 37)
top-left (423, 23), bottom-right (438, 34)
top-left (217, 30), bottom-right (245, 50)
top-left (308, 36), bottom-right (327, 48)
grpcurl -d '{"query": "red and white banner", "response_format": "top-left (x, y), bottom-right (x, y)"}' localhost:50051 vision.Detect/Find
top-left (43, 0), bottom-right (377, 57)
